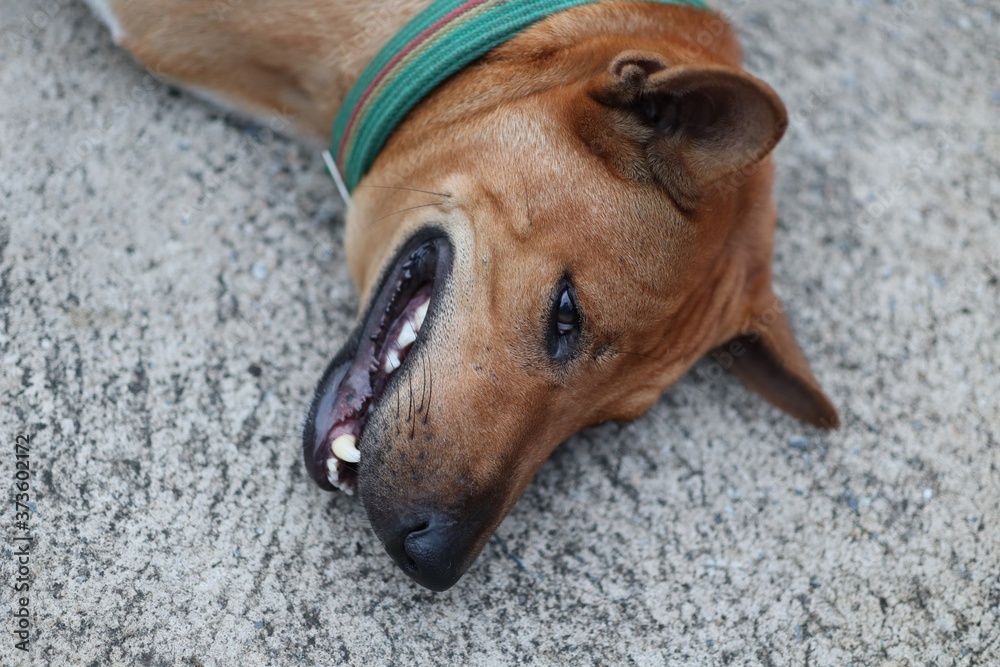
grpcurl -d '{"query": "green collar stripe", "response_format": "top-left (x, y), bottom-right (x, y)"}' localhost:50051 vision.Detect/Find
top-left (330, 0), bottom-right (710, 192)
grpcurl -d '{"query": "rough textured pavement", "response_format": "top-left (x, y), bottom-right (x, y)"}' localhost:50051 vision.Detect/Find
top-left (2, 0), bottom-right (998, 664)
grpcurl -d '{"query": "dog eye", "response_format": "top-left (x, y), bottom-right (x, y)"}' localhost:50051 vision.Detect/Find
top-left (555, 289), bottom-right (578, 334)
top-left (548, 281), bottom-right (581, 362)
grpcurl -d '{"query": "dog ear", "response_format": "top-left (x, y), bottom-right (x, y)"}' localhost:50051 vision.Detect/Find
top-left (589, 51), bottom-right (788, 207)
top-left (715, 294), bottom-right (839, 429)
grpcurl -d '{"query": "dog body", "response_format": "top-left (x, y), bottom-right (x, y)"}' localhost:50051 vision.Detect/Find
top-left (85, 0), bottom-right (838, 590)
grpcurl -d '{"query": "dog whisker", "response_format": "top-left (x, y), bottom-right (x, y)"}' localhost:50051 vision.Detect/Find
top-left (356, 184), bottom-right (452, 198)
top-left (418, 351), bottom-right (427, 413)
top-left (369, 201), bottom-right (444, 226)
top-left (423, 361), bottom-right (434, 426)
top-left (408, 363), bottom-right (417, 439)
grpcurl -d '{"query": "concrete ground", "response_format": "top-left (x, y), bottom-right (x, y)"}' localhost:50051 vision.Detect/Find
top-left (2, 0), bottom-right (998, 664)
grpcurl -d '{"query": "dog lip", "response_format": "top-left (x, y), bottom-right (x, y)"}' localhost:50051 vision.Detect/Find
top-left (302, 231), bottom-right (452, 493)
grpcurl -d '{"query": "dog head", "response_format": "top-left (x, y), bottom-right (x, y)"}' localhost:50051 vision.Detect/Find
top-left (305, 28), bottom-right (838, 591)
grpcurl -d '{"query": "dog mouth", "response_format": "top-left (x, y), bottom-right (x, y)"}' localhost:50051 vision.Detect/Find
top-left (303, 233), bottom-right (452, 494)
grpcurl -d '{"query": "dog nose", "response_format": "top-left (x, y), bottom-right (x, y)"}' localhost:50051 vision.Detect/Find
top-left (382, 513), bottom-right (474, 591)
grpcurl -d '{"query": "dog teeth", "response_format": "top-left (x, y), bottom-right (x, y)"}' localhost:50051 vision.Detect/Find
top-left (414, 300), bottom-right (429, 331)
top-left (383, 349), bottom-right (402, 374)
top-left (326, 458), bottom-right (353, 495)
top-left (396, 321), bottom-right (417, 349)
top-left (331, 433), bottom-right (361, 463)
top-left (327, 469), bottom-right (354, 495)
top-left (379, 297), bottom-right (430, 376)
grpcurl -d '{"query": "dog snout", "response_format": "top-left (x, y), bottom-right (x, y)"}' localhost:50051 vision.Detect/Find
top-left (375, 511), bottom-right (478, 591)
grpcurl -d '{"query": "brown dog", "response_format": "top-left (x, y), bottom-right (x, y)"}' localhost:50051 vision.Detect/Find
top-left (85, 0), bottom-right (838, 591)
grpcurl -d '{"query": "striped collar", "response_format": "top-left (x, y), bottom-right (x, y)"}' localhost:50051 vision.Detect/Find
top-left (327, 0), bottom-right (709, 197)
